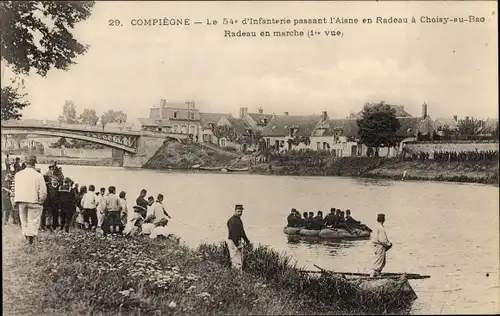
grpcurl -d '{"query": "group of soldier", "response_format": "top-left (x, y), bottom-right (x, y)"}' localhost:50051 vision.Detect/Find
top-left (286, 208), bottom-right (372, 233)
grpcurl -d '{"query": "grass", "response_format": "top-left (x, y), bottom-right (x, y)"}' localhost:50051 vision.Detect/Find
top-left (3, 225), bottom-right (416, 316)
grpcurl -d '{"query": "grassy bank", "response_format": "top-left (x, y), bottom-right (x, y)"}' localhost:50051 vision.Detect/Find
top-left (3, 226), bottom-right (413, 315)
top-left (144, 141), bottom-right (249, 169)
top-left (249, 157), bottom-right (499, 184)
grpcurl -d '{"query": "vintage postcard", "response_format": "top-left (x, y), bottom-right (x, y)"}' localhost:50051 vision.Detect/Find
top-left (1, 1), bottom-right (498, 315)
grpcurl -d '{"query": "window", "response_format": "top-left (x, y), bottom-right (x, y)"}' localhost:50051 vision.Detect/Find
top-left (173, 124), bottom-right (179, 133)
top-left (189, 125), bottom-right (196, 135)
top-left (190, 113), bottom-right (195, 120)
top-left (181, 125), bottom-right (187, 134)
top-left (323, 142), bottom-right (328, 150)
top-left (173, 111), bottom-right (178, 119)
top-left (220, 138), bottom-right (227, 147)
top-left (158, 127), bottom-right (162, 132)
top-left (316, 142), bottom-right (320, 149)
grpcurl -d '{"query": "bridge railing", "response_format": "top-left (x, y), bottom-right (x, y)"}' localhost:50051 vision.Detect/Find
top-left (2, 119), bottom-right (140, 135)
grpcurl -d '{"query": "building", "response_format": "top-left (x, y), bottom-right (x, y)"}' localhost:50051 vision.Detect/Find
top-left (199, 112), bottom-right (233, 143)
top-left (215, 116), bottom-right (254, 151)
top-left (139, 99), bottom-right (200, 136)
top-left (310, 103), bottom-right (435, 157)
top-left (238, 107), bottom-right (273, 131)
top-left (261, 111), bottom-right (329, 152)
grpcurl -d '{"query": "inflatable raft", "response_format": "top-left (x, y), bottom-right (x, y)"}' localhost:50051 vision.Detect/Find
top-left (283, 226), bottom-right (371, 239)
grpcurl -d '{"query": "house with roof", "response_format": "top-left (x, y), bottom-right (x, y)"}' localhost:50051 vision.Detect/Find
top-left (238, 107), bottom-right (273, 131)
top-left (261, 111), bottom-right (329, 152)
top-left (138, 99), bottom-right (201, 137)
top-left (311, 103), bottom-right (435, 157)
top-left (199, 112), bottom-right (233, 144)
top-left (214, 116), bottom-right (255, 151)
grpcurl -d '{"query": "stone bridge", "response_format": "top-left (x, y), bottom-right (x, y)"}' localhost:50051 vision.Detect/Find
top-left (1, 119), bottom-right (189, 155)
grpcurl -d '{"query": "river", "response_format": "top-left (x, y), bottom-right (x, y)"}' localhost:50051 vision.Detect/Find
top-left (37, 164), bottom-right (500, 314)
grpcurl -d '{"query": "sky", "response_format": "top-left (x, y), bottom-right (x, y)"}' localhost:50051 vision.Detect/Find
top-left (2, 1), bottom-right (498, 122)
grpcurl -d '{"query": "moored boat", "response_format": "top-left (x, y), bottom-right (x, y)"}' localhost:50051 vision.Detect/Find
top-left (227, 167), bottom-right (250, 172)
top-left (283, 226), bottom-right (371, 239)
top-left (199, 166), bottom-right (223, 171)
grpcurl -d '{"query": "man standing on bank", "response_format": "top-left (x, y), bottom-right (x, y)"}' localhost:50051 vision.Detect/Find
top-left (227, 204), bottom-right (251, 271)
top-left (14, 156), bottom-right (47, 245)
top-left (370, 213), bottom-right (392, 277)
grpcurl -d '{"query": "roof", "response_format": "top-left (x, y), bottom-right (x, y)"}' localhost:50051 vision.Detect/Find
top-left (356, 103), bottom-right (413, 118)
top-left (312, 117), bottom-right (434, 139)
top-left (137, 118), bottom-right (171, 127)
top-left (434, 117), bottom-right (458, 129)
top-left (200, 112), bottom-right (232, 128)
top-left (228, 118), bottom-right (251, 136)
top-left (316, 119), bottom-right (359, 137)
top-left (262, 115), bottom-right (322, 137)
top-left (247, 113), bottom-right (273, 126)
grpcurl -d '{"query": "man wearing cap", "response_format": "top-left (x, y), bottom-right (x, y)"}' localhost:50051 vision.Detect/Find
top-left (227, 204), bottom-right (251, 271)
top-left (13, 156), bottom-right (47, 245)
top-left (370, 213), bottom-right (392, 277)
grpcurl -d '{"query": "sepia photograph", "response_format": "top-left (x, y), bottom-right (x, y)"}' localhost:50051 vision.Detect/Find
top-left (1, 1), bottom-right (498, 315)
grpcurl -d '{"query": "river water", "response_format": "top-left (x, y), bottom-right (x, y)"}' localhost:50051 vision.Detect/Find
top-left (36, 164), bottom-right (500, 314)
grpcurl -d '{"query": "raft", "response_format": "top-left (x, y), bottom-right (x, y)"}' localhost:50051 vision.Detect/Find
top-left (283, 226), bottom-right (371, 239)
top-left (227, 167), bottom-right (250, 172)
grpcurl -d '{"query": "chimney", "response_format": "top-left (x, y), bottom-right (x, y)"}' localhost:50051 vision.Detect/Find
top-left (258, 107), bottom-right (263, 114)
top-left (284, 112), bottom-right (289, 116)
top-left (453, 115), bottom-right (458, 122)
top-left (239, 107), bottom-right (248, 119)
top-left (322, 111), bottom-right (328, 121)
top-left (421, 103), bottom-right (427, 119)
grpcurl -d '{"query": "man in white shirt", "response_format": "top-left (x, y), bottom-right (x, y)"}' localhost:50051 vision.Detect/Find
top-left (14, 156), bottom-right (47, 245)
top-left (370, 213), bottom-right (393, 277)
top-left (81, 184), bottom-right (98, 230)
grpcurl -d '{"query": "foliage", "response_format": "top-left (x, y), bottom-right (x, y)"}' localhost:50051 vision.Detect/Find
top-left (0, 1), bottom-right (95, 77)
top-left (79, 108), bottom-right (99, 125)
top-left (49, 136), bottom-right (105, 149)
top-left (100, 109), bottom-right (127, 127)
top-left (457, 117), bottom-right (485, 136)
top-left (495, 122), bottom-right (499, 139)
top-left (0, 77), bottom-right (30, 120)
top-left (58, 100), bottom-right (77, 123)
top-left (436, 124), bottom-right (456, 137)
top-left (356, 102), bottom-right (400, 157)
top-left (286, 136), bottom-right (311, 147)
top-left (212, 125), bottom-right (238, 142)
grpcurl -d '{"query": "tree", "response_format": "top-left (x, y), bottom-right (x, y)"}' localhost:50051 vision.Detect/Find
top-left (356, 102), bottom-right (401, 157)
top-left (79, 108), bottom-right (99, 125)
top-left (1, 1), bottom-right (95, 76)
top-left (58, 100), bottom-right (77, 123)
top-left (1, 77), bottom-right (30, 120)
top-left (0, 1), bottom-right (95, 119)
top-left (100, 110), bottom-right (128, 127)
top-left (457, 117), bottom-right (485, 136)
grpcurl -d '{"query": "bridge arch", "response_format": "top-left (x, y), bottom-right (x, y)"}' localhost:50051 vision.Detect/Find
top-left (2, 128), bottom-right (138, 154)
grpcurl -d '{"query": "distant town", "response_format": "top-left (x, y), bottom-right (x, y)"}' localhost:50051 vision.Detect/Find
top-left (2, 99), bottom-right (499, 160)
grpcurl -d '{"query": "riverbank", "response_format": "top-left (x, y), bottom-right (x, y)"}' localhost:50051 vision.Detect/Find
top-left (249, 157), bottom-right (499, 185)
top-left (2, 225), bottom-right (414, 315)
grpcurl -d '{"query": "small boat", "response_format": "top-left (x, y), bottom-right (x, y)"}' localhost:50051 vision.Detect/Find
top-left (199, 166), bottom-right (223, 171)
top-left (220, 168), bottom-right (228, 173)
top-left (283, 226), bottom-right (371, 239)
top-left (299, 264), bottom-right (429, 311)
top-left (227, 167), bottom-right (250, 172)
top-left (191, 164), bottom-right (201, 169)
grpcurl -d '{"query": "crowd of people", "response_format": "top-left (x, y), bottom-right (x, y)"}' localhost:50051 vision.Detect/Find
top-left (2, 156), bottom-right (173, 245)
top-left (286, 208), bottom-right (372, 233)
top-left (409, 149), bottom-right (499, 162)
